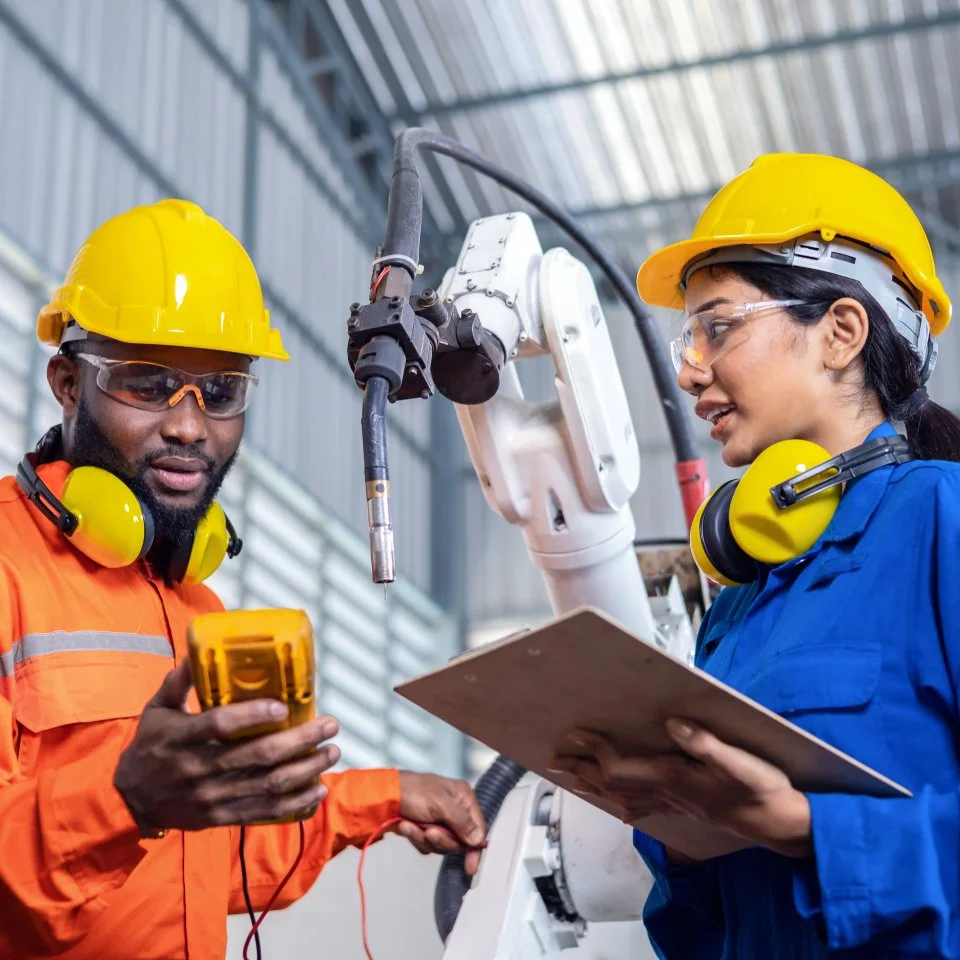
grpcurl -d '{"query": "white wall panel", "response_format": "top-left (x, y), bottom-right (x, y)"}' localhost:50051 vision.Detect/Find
top-left (0, 0), bottom-right (459, 772)
top-left (0, 0), bottom-right (436, 593)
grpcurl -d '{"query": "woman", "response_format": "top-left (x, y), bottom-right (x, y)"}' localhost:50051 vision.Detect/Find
top-left (551, 154), bottom-right (960, 957)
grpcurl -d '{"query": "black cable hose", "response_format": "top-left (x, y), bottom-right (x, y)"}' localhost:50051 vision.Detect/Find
top-left (434, 756), bottom-right (527, 942)
top-left (361, 375), bottom-right (390, 483)
top-left (383, 128), bottom-right (699, 464)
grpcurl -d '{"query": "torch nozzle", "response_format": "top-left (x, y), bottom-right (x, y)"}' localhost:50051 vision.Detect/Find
top-left (359, 374), bottom-right (398, 585)
top-left (367, 483), bottom-right (396, 584)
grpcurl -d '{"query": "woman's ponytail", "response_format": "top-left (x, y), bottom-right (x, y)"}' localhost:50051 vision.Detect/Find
top-left (901, 394), bottom-right (960, 462)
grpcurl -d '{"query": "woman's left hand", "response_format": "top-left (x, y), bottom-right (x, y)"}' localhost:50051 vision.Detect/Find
top-left (549, 719), bottom-right (813, 859)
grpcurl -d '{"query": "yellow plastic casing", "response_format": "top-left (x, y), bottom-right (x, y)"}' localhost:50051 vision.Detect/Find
top-left (188, 609), bottom-right (318, 824)
top-left (60, 465), bottom-right (151, 567)
top-left (637, 152), bottom-right (950, 335)
top-left (688, 492), bottom-right (741, 588)
top-left (183, 501), bottom-right (231, 585)
top-left (187, 608), bottom-right (316, 739)
top-left (38, 198), bottom-right (289, 359)
top-left (729, 439), bottom-right (841, 567)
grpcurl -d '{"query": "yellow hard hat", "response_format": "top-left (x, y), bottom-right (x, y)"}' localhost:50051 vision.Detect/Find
top-left (37, 199), bottom-right (289, 360)
top-left (637, 153), bottom-right (951, 337)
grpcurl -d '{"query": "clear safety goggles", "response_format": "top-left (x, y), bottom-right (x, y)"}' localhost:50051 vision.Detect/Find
top-left (671, 299), bottom-right (806, 373)
top-left (74, 354), bottom-right (258, 419)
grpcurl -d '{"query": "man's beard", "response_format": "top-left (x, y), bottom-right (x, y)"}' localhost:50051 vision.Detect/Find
top-left (70, 396), bottom-right (237, 547)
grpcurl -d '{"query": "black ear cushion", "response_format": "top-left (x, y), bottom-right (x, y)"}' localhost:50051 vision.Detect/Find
top-left (699, 479), bottom-right (760, 585)
top-left (162, 530), bottom-right (194, 584)
top-left (136, 503), bottom-right (156, 562)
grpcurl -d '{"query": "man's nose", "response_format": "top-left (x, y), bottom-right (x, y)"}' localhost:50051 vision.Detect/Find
top-left (160, 387), bottom-right (208, 445)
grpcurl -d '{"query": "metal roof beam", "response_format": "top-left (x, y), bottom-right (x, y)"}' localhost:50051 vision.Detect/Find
top-left (306, 0), bottom-right (471, 247)
top-left (272, 0), bottom-right (393, 176)
top-left (518, 147), bottom-right (960, 229)
top-left (159, 0), bottom-right (376, 243)
top-left (431, 149), bottom-right (960, 269)
top-left (387, 11), bottom-right (960, 124)
top-left (255, 1), bottom-right (394, 238)
top-left (271, 0), bottom-right (461, 266)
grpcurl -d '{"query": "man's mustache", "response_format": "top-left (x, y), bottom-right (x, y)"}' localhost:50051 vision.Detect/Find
top-left (140, 447), bottom-right (217, 473)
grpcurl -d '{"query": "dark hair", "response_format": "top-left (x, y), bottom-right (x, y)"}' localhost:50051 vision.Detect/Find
top-left (719, 263), bottom-right (960, 462)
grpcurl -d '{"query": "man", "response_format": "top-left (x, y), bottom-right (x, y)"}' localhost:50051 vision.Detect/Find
top-left (0, 199), bottom-right (485, 959)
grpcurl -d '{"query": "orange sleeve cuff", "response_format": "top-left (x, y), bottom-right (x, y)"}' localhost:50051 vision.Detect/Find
top-left (319, 767), bottom-right (402, 850)
top-left (47, 752), bottom-right (147, 899)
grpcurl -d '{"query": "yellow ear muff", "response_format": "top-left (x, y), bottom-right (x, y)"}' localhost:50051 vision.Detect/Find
top-left (691, 479), bottom-right (762, 587)
top-left (728, 439), bottom-right (842, 567)
top-left (182, 500), bottom-right (231, 584)
top-left (59, 466), bottom-right (154, 567)
top-left (689, 439), bottom-right (846, 586)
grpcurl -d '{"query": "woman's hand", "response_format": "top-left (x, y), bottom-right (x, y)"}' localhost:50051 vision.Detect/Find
top-left (549, 719), bottom-right (813, 860)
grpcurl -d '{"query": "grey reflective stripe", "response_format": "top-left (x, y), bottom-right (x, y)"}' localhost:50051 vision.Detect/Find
top-left (3, 631), bottom-right (172, 675)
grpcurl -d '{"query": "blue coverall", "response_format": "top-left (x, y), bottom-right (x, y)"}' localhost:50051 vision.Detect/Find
top-left (634, 422), bottom-right (960, 958)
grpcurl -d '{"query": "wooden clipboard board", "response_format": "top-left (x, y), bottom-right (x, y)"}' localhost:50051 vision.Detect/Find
top-left (395, 606), bottom-right (910, 860)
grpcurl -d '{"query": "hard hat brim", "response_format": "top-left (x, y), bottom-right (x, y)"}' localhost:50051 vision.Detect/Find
top-left (37, 297), bottom-right (290, 361)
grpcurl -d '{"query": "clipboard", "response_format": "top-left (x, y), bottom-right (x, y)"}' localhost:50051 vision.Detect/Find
top-left (394, 606), bottom-right (910, 860)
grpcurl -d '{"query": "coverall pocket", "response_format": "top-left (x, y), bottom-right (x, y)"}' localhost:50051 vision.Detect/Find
top-left (15, 654), bottom-right (170, 732)
top-left (742, 639), bottom-right (882, 717)
top-left (13, 651), bottom-right (171, 778)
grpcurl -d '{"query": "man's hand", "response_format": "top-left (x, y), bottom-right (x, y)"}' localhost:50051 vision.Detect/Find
top-left (114, 659), bottom-right (341, 835)
top-left (393, 772), bottom-right (487, 875)
top-left (549, 720), bottom-right (813, 860)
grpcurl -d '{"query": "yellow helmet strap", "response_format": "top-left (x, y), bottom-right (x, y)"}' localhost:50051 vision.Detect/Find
top-left (691, 434), bottom-right (917, 587)
top-left (682, 235), bottom-right (937, 383)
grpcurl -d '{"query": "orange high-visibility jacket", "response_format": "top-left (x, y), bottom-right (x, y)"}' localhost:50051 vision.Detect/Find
top-left (0, 461), bottom-right (402, 959)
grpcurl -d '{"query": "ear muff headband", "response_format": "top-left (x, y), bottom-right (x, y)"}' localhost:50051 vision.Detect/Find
top-left (691, 434), bottom-right (917, 586)
top-left (769, 435), bottom-right (917, 508)
top-left (16, 454), bottom-right (79, 535)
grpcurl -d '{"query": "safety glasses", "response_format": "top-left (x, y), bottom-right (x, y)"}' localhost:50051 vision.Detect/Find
top-left (671, 299), bottom-right (806, 373)
top-left (73, 354), bottom-right (258, 419)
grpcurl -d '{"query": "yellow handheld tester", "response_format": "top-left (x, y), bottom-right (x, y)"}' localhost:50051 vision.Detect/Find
top-left (187, 609), bottom-right (319, 824)
top-left (187, 608), bottom-right (317, 739)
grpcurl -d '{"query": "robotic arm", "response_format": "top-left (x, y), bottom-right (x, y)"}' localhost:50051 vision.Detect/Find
top-left (441, 212), bottom-right (667, 648)
top-left (345, 130), bottom-right (710, 959)
top-left (433, 213), bottom-right (701, 959)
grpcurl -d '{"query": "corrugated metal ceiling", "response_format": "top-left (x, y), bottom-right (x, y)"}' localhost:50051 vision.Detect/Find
top-left (318, 0), bottom-right (960, 274)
